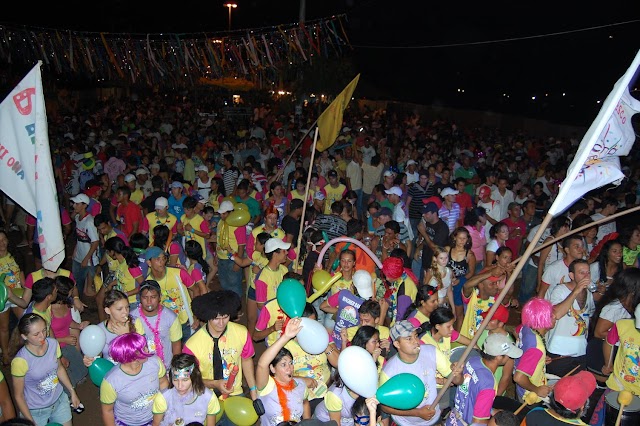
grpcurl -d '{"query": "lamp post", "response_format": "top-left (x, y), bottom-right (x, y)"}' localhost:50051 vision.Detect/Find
top-left (223, 2), bottom-right (237, 31)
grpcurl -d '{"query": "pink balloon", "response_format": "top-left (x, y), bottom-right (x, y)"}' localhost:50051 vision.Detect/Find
top-left (316, 237), bottom-right (382, 270)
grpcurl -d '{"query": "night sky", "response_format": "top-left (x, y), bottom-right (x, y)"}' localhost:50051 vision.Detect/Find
top-left (2, 0), bottom-right (639, 125)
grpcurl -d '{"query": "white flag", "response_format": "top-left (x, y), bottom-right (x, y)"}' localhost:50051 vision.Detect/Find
top-left (0, 62), bottom-right (65, 270)
top-left (548, 50), bottom-right (640, 216)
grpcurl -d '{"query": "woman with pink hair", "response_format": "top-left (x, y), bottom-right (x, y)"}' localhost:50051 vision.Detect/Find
top-left (100, 332), bottom-right (169, 426)
top-left (513, 298), bottom-right (557, 405)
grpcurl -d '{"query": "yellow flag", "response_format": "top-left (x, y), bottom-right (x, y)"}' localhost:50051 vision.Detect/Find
top-left (316, 73), bottom-right (360, 152)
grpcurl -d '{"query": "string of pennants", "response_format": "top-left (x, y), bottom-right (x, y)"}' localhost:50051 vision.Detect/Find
top-left (0, 14), bottom-right (351, 87)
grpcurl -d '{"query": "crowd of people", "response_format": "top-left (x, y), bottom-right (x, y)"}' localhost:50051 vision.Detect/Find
top-left (0, 92), bottom-right (639, 426)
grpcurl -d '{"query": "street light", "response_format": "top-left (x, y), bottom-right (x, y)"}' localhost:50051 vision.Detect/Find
top-left (223, 2), bottom-right (237, 31)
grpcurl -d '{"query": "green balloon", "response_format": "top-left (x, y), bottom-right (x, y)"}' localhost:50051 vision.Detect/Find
top-left (89, 357), bottom-right (115, 386)
top-left (376, 373), bottom-right (425, 410)
top-left (276, 278), bottom-right (307, 318)
top-left (46, 423), bottom-right (64, 426)
top-left (0, 278), bottom-right (8, 312)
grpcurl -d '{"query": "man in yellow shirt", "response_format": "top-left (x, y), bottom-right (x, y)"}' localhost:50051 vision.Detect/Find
top-left (124, 173), bottom-right (145, 205)
top-left (321, 170), bottom-right (347, 214)
top-left (215, 201), bottom-right (247, 298)
top-left (254, 238), bottom-right (290, 308)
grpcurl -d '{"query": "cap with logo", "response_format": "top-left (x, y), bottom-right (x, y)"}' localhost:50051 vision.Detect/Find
top-left (482, 333), bottom-right (523, 358)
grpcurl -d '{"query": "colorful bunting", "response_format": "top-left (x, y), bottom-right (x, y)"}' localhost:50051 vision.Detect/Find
top-left (0, 15), bottom-right (349, 87)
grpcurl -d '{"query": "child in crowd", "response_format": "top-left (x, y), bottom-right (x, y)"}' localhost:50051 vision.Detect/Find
top-left (424, 246), bottom-right (455, 309)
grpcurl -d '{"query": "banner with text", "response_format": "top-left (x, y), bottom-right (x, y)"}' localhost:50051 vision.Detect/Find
top-left (549, 50), bottom-right (640, 215)
top-left (0, 62), bottom-right (65, 270)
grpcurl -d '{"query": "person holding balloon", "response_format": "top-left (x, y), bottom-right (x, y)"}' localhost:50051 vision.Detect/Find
top-left (83, 289), bottom-right (145, 366)
top-left (256, 317), bottom-right (310, 426)
top-left (255, 238), bottom-right (292, 310)
top-left (285, 303), bottom-right (339, 411)
top-left (380, 320), bottom-right (463, 425)
top-left (100, 332), bottom-right (169, 426)
top-left (152, 353), bottom-right (220, 426)
top-left (215, 200), bottom-right (248, 298)
top-left (351, 397), bottom-right (383, 426)
top-left (349, 325), bottom-right (385, 375)
top-left (11, 312), bottom-right (82, 426)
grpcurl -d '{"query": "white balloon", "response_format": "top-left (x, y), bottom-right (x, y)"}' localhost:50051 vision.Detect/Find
top-left (338, 346), bottom-right (378, 397)
top-left (297, 317), bottom-right (329, 355)
top-left (353, 270), bottom-right (373, 299)
top-left (79, 324), bottom-right (106, 357)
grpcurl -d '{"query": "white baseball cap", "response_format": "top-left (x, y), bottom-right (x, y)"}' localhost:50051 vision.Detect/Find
top-left (196, 165), bottom-right (209, 173)
top-left (124, 174), bottom-right (136, 182)
top-left (154, 197), bottom-right (168, 209)
top-left (406, 160), bottom-right (417, 166)
top-left (135, 167), bottom-right (149, 176)
top-left (440, 187), bottom-right (459, 197)
top-left (265, 238), bottom-right (291, 254)
top-left (383, 170), bottom-right (395, 178)
top-left (217, 200), bottom-right (235, 214)
top-left (70, 194), bottom-right (90, 204)
top-left (384, 186), bottom-right (403, 197)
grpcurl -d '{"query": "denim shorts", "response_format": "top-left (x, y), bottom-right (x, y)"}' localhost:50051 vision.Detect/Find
top-left (29, 391), bottom-right (71, 426)
top-left (247, 286), bottom-right (256, 301)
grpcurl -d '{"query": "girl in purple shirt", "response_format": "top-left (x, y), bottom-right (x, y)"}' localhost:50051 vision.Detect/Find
top-left (11, 313), bottom-right (82, 426)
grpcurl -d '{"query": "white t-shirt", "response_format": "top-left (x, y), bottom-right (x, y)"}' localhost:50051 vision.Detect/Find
top-left (600, 299), bottom-right (631, 324)
top-left (526, 225), bottom-right (551, 268)
top-left (429, 267), bottom-right (453, 301)
top-left (485, 239), bottom-right (501, 255)
top-left (346, 160), bottom-right (363, 191)
top-left (478, 199), bottom-right (501, 240)
top-left (542, 259), bottom-right (570, 300)
top-left (361, 145), bottom-right (376, 165)
top-left (73, 213), bottom-right (100, 265)
top-left (546, 284), bottom-right (595, 356)
top-left (491, 189), bottom-right (515, 221)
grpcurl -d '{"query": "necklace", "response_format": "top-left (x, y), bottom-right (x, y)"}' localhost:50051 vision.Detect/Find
top-left (139, 305), bottom-right (164, 364)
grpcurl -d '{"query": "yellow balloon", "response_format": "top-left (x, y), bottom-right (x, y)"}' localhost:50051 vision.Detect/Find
top-left (226, 209), bottom-right (251, 227)
top-left (224, 396), bottom-right (258, 426)
top-left (234, 202), bottom-right (248, 211)
top-left (218, 397), bottom-right (225, 417)
top-left (308, 271), bottom-right (342, 303)
top-left (222, 196), bottom-right (235, 204)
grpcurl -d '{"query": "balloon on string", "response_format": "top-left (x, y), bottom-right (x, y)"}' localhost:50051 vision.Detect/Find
top-left (226, 209), bottom-right (251, 227)
top-left (297, 317), bottom-right (329, 355)
top-left (89, 357), bottom-right (115, 386)
top-left (277, 278), bottom-right (307, 318)
top-left (307, 271), bottom-right (342, 303)
top-left (79, 325), bottom-right (107, 357)
top-left (338, 346), bottom-right (378, 398)
top-left (316, 237), bottom-right (383, 270)
top-left (376, 373), bottom-right (425, 410)
top-left (224, 396), bottom-right (259, 426)
top-left (353, 270), bottom-right (373, 299)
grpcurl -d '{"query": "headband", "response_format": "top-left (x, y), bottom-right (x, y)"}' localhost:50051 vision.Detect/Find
top-left (172, 364), bottom-right (195, 379)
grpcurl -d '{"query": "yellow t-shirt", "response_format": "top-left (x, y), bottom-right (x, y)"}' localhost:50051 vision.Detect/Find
top-left (182, 213), bottom-right (208, 255)
top-left (286, 339), bottom-right (331, 400)
top-left (115, 260), bottom-right (142, 304)
top-left (146, 267), bottom-right (194, 325)
top-left (216, 221), bottom-right (246, 260)
top-left (145, 212), bottom-right (178, 244)
top-left (0, 253), bottom-right (21, 290)
top-left (183, 322), bottom-right (253, 396)
top-left (460, 289), bottom-right (496, 340)
top-left (606, 319), bottom-right (640, 395)
top-left (323, 183), bottom-right (346, 214)
top-left (152, 387), bottom-right (221, 418)
top-left (254, 264), bottom-right (289, 304)
top-left (257, 300), bottom-right (288, 347)
top-left (248, 251), bottom-right (269, 291)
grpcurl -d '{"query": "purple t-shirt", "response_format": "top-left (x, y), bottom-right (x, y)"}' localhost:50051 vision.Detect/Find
top-left (446, 356), bottom-right (496, 425)
top-left (13, 337), bottom-right (63, 409)
top-left (259, 377), bottom-right (307, 426)
top-left (131, 306), bottom-right (179, 370)
top-left (102, 356), bottom-right (163, 426)
top-left (158, 387), bottom-right (216, 426)
top-left (381, 344), bottom-right (440, 426)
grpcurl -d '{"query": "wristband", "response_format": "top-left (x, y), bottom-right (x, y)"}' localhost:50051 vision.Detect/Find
top-left (249, 386), bottom-right (257, 391)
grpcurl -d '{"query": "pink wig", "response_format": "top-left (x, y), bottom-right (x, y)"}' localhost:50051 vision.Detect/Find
top-left (521, 297), bottom-right (554, 330)
top-left (109, 332), bottom-right (153, 364)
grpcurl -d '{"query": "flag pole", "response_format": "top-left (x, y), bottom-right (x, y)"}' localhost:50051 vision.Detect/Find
top-left (274, 118), bottom-right (319, 182)
top-left (526, 204), bottom-right (640, 257)
top-left (429, 212), bottom-right (554, 409)
top-left (294, 127), bottom-right (320, 273)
